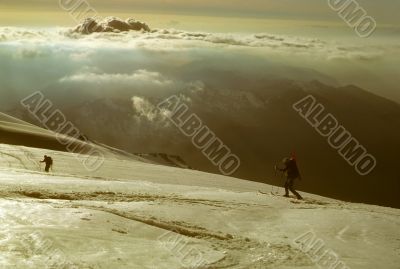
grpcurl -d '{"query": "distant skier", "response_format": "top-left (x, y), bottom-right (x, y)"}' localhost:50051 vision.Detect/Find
top-left (40, 155), bottom-right (53, 173)
top-left (276, 157), bottom-right (303, 200)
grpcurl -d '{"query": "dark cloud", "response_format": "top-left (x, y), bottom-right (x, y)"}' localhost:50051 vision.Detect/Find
top-left (72, 17), bottom-right (150, 34)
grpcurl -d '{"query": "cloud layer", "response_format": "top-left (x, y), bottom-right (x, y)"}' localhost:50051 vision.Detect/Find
top-left (0, 22), bottom-right (394, 63)
top-left (0, 23), bottom-right (399, 103)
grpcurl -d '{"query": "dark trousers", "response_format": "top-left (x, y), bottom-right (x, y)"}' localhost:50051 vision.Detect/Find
top-left (284, 177), bottom-right (303, 199)
top-left (45, 164), bottom-right (51, 172)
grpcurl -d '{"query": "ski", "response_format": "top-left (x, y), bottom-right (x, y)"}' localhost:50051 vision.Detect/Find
top-left (258, 190), bottom-right (281, 196)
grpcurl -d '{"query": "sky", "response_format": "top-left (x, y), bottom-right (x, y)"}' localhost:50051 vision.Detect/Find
top-left (0, 0), bottom-right (399, 37)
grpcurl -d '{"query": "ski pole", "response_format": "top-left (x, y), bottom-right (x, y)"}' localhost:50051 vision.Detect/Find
top-left (272, 163), bottom-right (280, 195)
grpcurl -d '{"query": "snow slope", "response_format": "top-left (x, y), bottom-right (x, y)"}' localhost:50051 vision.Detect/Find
top-left (0, 112), bottom-right (191, 170)
top-left (0, 143), bottom-right (399, 269)
top-left (0, 112), bottom-right (111, 157)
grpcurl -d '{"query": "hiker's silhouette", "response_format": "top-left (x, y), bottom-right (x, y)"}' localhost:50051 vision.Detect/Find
top-left (40, 155), bottom-right (53, 172)
top-left (278, 157), bottom-right (303, 200)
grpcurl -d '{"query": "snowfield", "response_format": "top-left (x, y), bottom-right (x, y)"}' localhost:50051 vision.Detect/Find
top-left (0, 143), bottom-right (399, 269)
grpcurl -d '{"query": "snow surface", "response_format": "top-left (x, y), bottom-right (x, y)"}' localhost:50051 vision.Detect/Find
top-left (0, 143), bottom-right (399, 269)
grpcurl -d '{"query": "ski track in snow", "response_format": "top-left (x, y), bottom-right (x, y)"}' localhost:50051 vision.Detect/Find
top-left (0, 143), bottom-right (399, 269)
